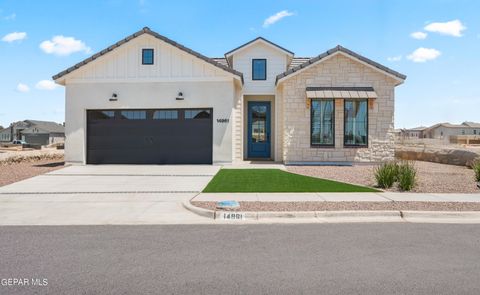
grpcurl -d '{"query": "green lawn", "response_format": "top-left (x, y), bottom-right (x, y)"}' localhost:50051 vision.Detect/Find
top-left (203, 169), bottom-right (379, 193)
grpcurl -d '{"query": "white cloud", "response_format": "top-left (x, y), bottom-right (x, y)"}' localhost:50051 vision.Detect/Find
top-left (16, 83), bottom-right (30, 93)
top-left (410, 31), bottom-right (427, 40)
top-left (1, 32), bottom-right (27, 42)
top-left (424, 20), bottom-right (466, 37)
top-left (407, 47), bottom-right (441, 63)
top-left (35, 80), bottom-right (58, 90)
top-left (263, 10), bottom-right (295, 28)
top-left (40, 35), bottom-right (92, 56)
top-left (387, 55), bottom-right (402, 62)
top-left (3, 13), bottom-right (16, 20)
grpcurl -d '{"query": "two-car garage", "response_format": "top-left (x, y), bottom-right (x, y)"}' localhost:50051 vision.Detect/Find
top-left (86, 108), bottom-right (213, 164)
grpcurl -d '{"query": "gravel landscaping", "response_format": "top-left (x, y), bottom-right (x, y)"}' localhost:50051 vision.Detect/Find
top-left (0, 159), bottom-right (65, 187)
top-left (192, 201), bottom-right (480, 211)
top-left (287, 161), bottom-right (478, 193)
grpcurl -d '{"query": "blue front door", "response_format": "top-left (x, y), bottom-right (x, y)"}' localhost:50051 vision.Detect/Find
top-left (248, 101), bottom-right (271, 159)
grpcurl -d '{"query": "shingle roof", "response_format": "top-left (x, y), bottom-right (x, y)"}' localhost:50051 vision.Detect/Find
top-left (224, 37), bottom-right (294, 57)
top-left (53, 27), bottom-right (243, 83)
top-left (212, 58), bottom-right (229, 68)
top-left (276, 45), bottom-right (407, 84)
top-left (288, 57), bottom-right (311, 70)
top-left (462, 121), bottom-right (480, 128)
top-left (23, 120), bottom-right (64, 134)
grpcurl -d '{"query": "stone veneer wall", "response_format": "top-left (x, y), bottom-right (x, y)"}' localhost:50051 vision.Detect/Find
top-left (280, 53), bottom-right (399, 163)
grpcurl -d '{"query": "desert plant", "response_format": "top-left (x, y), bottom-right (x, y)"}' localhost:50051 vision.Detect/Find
top-left (472, 159), bottom-right (480, 182)
top-left (397, 161), bottom-right (417, 191)
top-left (374, 161), bottom-right (399, 188)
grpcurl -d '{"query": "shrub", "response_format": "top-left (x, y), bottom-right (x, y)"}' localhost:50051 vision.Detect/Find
top-left (374, 161), bottom-right (399, 188)
top-left (397, 161), bottom-right (417, 191)
top-left (472, 159), bottom-right (480, 182)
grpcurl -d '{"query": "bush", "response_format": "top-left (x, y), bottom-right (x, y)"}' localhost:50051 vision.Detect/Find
top-left (397, 161), bottom-right (417, 191)
top-left (472, 160), bottom-right (480, 182)
top-left (374, 162), bottom-right (399, 188)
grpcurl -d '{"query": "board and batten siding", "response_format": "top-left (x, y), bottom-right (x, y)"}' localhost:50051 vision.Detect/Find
top-left (64, 34), bottom-right (231, 83)
top-left (232, 42), bottom-right (288, 94)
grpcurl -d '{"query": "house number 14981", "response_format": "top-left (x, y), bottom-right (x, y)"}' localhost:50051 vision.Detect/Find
top-left (216, 118), bottom-right (229, 123)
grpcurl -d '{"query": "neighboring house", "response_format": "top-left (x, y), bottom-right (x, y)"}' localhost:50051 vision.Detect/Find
top-left (399, 126), bottom-right (427, 139)
top-left (423, 122), bottom-right (480, 144)
top-left (53, 27), bottom-right (406, 165)
top-left (0, 120), bottom-right (65, 145)
top-left (0, 126), bottom-right (11, 142)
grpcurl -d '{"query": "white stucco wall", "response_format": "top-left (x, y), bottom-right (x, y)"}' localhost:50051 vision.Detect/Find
top-left (59, 32), bottom-right (242, 165)
top-left (64, 81), bottom-right (236, 164)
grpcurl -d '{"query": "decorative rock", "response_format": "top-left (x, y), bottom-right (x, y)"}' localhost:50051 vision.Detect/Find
top-left (216, 200), bottom-right (240, 210)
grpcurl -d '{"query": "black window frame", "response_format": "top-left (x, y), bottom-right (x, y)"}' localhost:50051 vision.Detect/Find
top-left (343, 99), bottom-right (369, 148)
top-left (310, 99), bottom-right (335, 148)
top-left (252, 59), bottom-right (267, 81)
top-left (142, 48), bottom-right (154, 65)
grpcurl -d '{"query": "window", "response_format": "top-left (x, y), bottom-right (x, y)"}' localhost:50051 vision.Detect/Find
top-left (311, 99), bottom-right (334, 146)
top-left (344, 100), bottom-right (368, 147)
top-left (185, 109), bottom-right (211, 119)
top-left (120, 111), bottom-right (146, 120)
top-left (153, 110), bottom-right (178, 120)
top-left (88, 110), bottom-right (115, 120)
top-left (462, 130), bottom-right (465, 135)
top-left (474, 130), bottom-right (477, 135)
top-left (142, 49), bottom-right (154, 65)
top-left (252, 59), bottom-right (266, 80)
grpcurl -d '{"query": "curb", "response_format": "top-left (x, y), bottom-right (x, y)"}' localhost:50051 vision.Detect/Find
top-left (182, 200), bottom-right (215, 219)
top-left (183, 201), bottom-right (480, 223)
top-left (401, 210), bottom-right (480, 221)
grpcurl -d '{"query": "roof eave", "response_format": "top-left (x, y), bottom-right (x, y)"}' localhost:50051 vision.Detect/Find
top-left (52, 27), bottom-right (244, 85)
top-left (275, 45), bottom-right (407, 86)
top-left (224, 37), bottom-right (294, 58)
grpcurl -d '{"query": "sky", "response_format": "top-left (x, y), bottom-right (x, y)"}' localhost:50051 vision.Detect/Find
top-left (0, 0), bottom-right (479, 129)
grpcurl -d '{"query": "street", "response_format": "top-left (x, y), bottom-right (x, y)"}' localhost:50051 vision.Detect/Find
top-left (1, 224), bottom-right (479, 294)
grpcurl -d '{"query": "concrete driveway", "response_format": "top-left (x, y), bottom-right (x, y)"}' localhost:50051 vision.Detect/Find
top-left (0, 165), bottom-right (219, 225)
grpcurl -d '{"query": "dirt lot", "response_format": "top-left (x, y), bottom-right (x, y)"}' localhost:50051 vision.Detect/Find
top-left (287, 161), bottom-right (478, 193)
top-left (0, 159), bottom-right (65, 187)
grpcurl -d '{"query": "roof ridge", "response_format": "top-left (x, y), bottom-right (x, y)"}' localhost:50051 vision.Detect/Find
top-left (53, 27), bottom-right (243, 83)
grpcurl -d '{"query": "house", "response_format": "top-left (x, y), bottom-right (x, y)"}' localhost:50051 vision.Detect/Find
top-left (399, 126), bottom-right (428, 139)
top-left (0, 120), bottom-right (65, 145)
top-left (423, 122), bottom-right (480, 144)
top-left (53, 27), bottom-right (406, 165)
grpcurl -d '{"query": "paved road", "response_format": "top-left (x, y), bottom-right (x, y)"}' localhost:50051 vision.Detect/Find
top-left (1, 224), bottom-right (479, 294)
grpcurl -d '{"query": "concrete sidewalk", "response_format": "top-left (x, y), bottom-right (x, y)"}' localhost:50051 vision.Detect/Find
top-left (194, 192), bottom-right (480, 202)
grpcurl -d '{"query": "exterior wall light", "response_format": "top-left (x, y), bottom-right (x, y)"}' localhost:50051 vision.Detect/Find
top-left (176, 92), bottom-right (184, 100)
top-left (109, 93), bottom-right (118, 102)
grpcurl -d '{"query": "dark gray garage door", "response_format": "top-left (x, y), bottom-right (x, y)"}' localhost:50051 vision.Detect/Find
top-left (87, 109), bottom-right (213, 164)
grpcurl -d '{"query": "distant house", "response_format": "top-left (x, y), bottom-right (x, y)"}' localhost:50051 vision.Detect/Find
top-left (0, 120), bottom-right (65, 145)
top-left (423, 122), bottom-right (480, 144)
top-left (399, 126), bottom-right (428, 139)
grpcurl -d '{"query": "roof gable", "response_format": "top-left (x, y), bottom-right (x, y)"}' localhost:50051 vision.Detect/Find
top-left (276, 45), bottom-right (406, 85)
top-left (224, 37), bottom-right (294, 58)
top-left (53, 27), bottom-right (243, 84)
